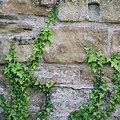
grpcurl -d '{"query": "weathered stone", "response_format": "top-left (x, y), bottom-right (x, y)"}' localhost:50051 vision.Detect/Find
top-left (107, 105), bottom-right (120, 120)
top-left (101, 0), bottom-right (120, 23)
top-left (81, 65), bottom-right (93, 82)
top-left (81, 65), bottom-right (114, 83)
top-left (58, 0), bottom-right (87, 22)
top-left (0, 39), bottom-right (10, 64)
top-left (0, 39), bottom-right (33, 63)
top-left (28, 88), bottom-right (45, 113)
top-left (0, 66), bottom-right (8, 85)
top-left (0, 114), bottom-right (5, 120)
top-left (43, 25), bottom-right (108, 63)
top-left (48, 87), bottom-right (91, 120)
top-left (58, 0), bottom-right (120, 23)
top-left (0, 23), bottom-right (33, 33)
top-left (41, 0), bottom-right (54, 7)
top-left (15, 44), bottom-right (33, 62)
top-left (0, 12), bottom-right (18, 20)
top-left (34, 63), bottom-right (87, 89)
top-left (0, 0), bottom-right (48, 16)
top-left (27, 113), bottom-right (36, 120)
top-left (111, 30), bottom-right (120, 53)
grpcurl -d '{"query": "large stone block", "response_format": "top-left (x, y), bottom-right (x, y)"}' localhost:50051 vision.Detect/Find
top-left (48, 87), bottom-right (91, 120)
top-left (34, 63), bottom-right (86, 89)
top-left (58, 0), bottom-right (120, 23)
top-left (0, 0), bottom-right (49, 16)
top-left (43, 24), bottom-right (108, 63)
top-left (111, 30), bottom-right (120, 53)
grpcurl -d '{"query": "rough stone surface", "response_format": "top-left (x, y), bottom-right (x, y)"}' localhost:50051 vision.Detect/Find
top-left (0, 14), bottom-right (47, 63)
top-left (0, 39), bottom-right (33, 63)
top-left (0, 66), bottom-right (8, 85)
top-left (43, 24), bottom-right (108, 63)
top-left (0, 0), bottom-right (50, 16)
top-left (111, 30), bottom-right (120, 53)
top-left (0, 114), bottom-right (5, 120)
top-left (48, 87), bottom-right (91, 120)
top-left (35, 63), bottom-right (81, 86)
top-left (16, 44), bottom-right (33, 62)
top-left (58, 0), bottom-right (120, 23)
top-left (28, 88), bottom-right (46, 114)
top-left (81, 65), bottom-right (114, 83)
top-left (41, 0), bottom-right (54, 7)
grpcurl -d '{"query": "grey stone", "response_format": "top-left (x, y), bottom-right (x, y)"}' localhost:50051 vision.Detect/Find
top-left (0, 12), bottom-right (18, 20)
top-left (58, 0), bottom-right (120, 23)
top-left (0, 114), bottom-right (5, 120)
top-left (107, 105), bottom-right (120, 120)
top-left (0, 108), bottom-right (3, 114)
top-left (34, 63), bottom-right (93, 89)
top-left (41, 0), bottom-right (54, 7)
top-left (0, 0), bottom-right (3, 5)
top-left (28, 88), bottom-right (45, 113)
top-left (48, 87), bottom-right (91, 120)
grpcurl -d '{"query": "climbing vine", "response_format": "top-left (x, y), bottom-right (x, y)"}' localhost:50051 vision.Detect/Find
top-left (68, 45), bottom-right (120, 120)
top-left (0, 1), bottom-right (60, 120)
top-left (0, 0), bottom-right (120, 120)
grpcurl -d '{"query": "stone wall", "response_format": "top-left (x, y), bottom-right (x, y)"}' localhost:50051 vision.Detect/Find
top-left (0, 0), bottom-right (120, 120)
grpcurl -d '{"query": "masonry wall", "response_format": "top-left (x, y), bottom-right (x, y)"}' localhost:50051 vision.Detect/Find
top-left (0, 0), bottom-right (120, 120)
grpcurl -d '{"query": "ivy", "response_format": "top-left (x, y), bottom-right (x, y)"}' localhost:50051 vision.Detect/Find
top-left (68, 45), bottom-right (120, 120)
top-left (0, 1), bottom-right (60, 120)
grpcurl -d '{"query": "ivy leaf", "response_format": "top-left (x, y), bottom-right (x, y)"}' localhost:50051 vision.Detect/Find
top-left (96, 51), bottom-right (103, 57)
top-left (6, 54), bottom-right (12, 62)
top-left (106, 57), bottom-right (111, 63)
top-left (111, 59), bottom-right (119, 71)
top-left (44, 17), bottom-right (50, 24)
top-left (88, 54), bottom-right (97, 63)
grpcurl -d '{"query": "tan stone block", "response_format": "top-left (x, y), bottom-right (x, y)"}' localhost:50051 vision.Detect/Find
top-left (0, 38), bottom-right (33, 63)
top-left (0, 0), bottom-right (48, 16)
top-left (16, 44), bottom-right (33, 62)
top-left (0, 23), bottom-right (33, 33)
top-left (111, 30), bottom-right (120, 53)
top-left (43, 25), bottom-right (108, 63)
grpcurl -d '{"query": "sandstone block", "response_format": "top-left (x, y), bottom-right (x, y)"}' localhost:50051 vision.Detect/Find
top-left (0, 0), bottom-right (48, 16)
top-left (0, 38), bottom-right (33, 64)
top-left (43, 25), bottom-right (108, 63)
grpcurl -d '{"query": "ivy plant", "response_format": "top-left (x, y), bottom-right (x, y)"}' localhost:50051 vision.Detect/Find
top-left (68, 45), bottom-right (120, 120)
top-left (0, 0), bottom-right (60, 119)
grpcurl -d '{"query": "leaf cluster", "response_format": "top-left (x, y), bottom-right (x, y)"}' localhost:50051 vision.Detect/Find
top-left (68, 45), bottom-right (120, 120)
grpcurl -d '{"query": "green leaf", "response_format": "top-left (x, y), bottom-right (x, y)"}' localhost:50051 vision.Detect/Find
top-left (111, 59), bottom-right (119, 71)
top-left (88, 54), bottom-right (97, 63)
top-left (96, 51), bottom-right (103, 57)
